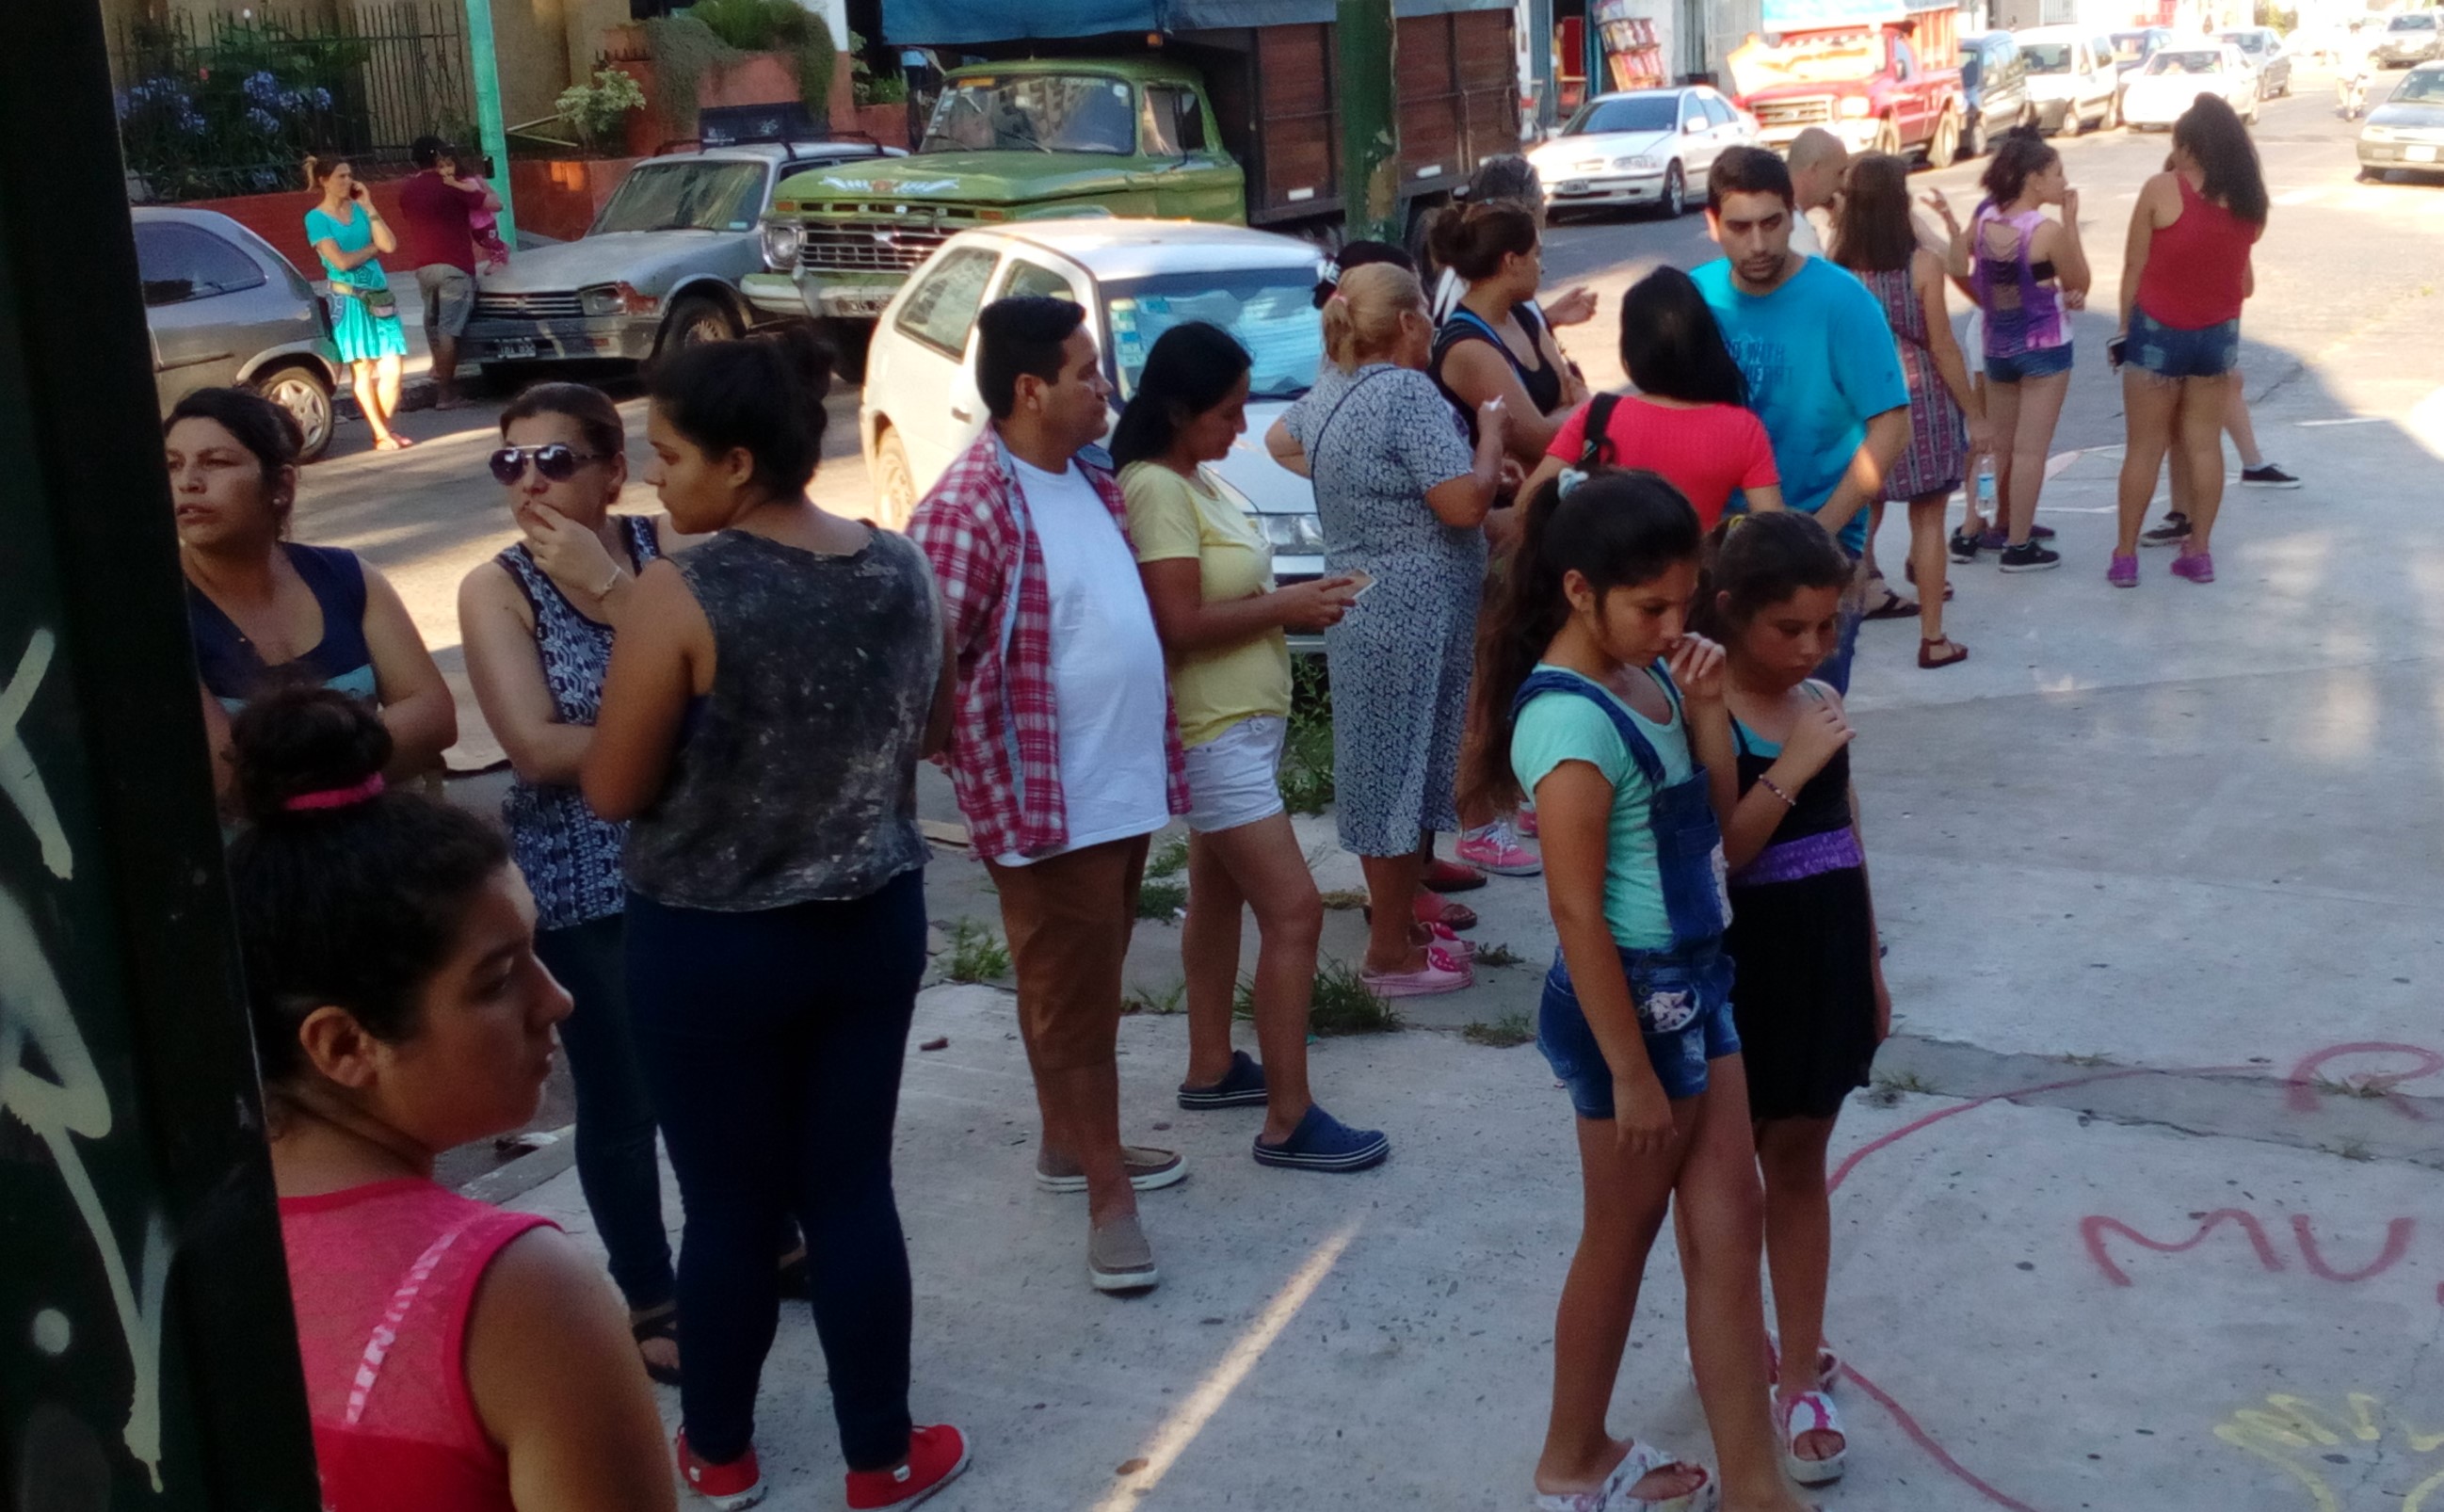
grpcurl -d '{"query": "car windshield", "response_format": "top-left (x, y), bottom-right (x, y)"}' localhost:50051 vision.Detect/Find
top-left (1101, 268), bottom-right (1324, 404)
top-left (1565, 96), bottom-right (1680, 135)
top-left (592, 162), bottom-right (766, 234)
top-left (2109, 32), bottom-right (2156, 60)
top-left (2021, 41), bottom-right (2074, 72)
top-left (2219, 31), bottom-right (2266, 52)
top-left (920, 74), bottom-right (1137, 154)
top-left (2395, 68), bottom-right (2444, 98)
top-left (2145, 49), bottom-right (2225, 74)
top-left (2389, 14), bottom-right (2436, 30)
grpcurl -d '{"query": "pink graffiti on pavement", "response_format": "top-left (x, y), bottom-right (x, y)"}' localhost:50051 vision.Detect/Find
top-left (2291, 1214), bottom-right (2416, 1283)
top-left (2080, 1209), bottom-right (2286, 1286)
top-left (2283, 1041), bottom-right (2444, 1121)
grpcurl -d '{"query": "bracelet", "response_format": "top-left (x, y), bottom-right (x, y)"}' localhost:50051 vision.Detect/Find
top-left (594, 565), bottom-right (621, 598)
top-left (1756, 775), bottom-right (1796, 809)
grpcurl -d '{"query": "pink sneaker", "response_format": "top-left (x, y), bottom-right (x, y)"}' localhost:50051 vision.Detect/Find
top-left (2170, 550), bottom-right (2214, 584)
top-left (1514, 805), bottom-right (1538, 839)
top-left (1455, 822), bottom-right (1540, 877)
top-left (1360, 946), bottom-right (1473, 998)
top-left (2108, 553), bottom-right (2138, 588)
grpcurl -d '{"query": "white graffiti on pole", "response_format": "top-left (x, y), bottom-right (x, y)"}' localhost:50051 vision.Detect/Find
top-left (1, 625), bottom-right (171, 1489)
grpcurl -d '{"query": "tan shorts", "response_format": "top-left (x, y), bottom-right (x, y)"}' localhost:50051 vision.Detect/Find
top-left (983, 835), bottom-right (1150, 1074)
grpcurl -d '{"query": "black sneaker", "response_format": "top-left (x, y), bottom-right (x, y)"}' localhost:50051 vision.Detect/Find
top-left (2140, 512), bottom-right (2191, 548)
top-left (2241, 463), bottom-right (2302, 490)
top-left (1949, 527), bottom-right (1983, 563)
top-left (1998, 540), bottom-right (2061, 573)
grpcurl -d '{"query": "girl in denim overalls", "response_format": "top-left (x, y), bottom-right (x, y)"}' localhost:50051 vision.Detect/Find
top-left (1464, 472), bottom-right (1811, 1512)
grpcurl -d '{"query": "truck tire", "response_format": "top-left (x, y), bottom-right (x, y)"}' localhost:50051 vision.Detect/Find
top-left (2101, 93), bottom-right (2120, 131)
top-left (1654, 162), bottom-right (1687, 218)
top-left (1873, 116), bottom-right (1901, 157)
top-left (872, 426), bottom-right (919, 531)
top-left (1930, 108), bottom-right (1961, 168)
top-left (1960, 110), bottom-right (1983, 160)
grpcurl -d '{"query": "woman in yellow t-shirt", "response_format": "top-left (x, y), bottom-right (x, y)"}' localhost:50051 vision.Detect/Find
top-left (1114, 322), bottom-right (1386, 1173)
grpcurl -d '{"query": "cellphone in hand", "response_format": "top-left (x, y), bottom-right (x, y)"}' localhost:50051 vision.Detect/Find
top-left (2106, 334), bottom-right (2127, 370)
top-left (1344, 570), bottom-right (1377, 602)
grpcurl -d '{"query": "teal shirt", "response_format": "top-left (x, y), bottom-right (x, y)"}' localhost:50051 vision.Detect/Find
top-left (1509, 664), bottom-right (1691, 952)
top-left (304, 204), bottom-right (389, 291)
top-left (1692, 255), bottom-right (1908, 554)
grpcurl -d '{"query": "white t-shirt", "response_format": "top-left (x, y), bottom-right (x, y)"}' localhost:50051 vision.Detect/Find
top-left (996, 456), bottom-right (1172, 866)
top-left (1789, 206), bottom-right (1825, 258)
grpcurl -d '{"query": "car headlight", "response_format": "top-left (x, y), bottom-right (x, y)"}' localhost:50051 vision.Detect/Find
top-left (1614, 154), bottom-right (1661, 171)
top-left (1256, 513), bottom-right (1328, 553)
top-left (761, 218), bottom-right (804, 272)
top-left (1839, 96), bottom-right (1872, 118)
top-left (578, 282), bottom-right (658, 318)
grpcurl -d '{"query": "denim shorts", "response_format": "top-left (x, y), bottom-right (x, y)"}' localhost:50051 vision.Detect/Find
top-left (1537, 941), bottom-right (1740, 1118)
top-left (1986, 342), bottom-right (2074, 384)
top-left (2129, 307), bottom-right (2241, 380)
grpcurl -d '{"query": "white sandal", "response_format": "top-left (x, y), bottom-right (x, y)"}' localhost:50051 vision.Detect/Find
top-left (1776, 1389), bottom-right (1848, 1486)
top-left (1531, 1441), bottom-right (1717, 1512)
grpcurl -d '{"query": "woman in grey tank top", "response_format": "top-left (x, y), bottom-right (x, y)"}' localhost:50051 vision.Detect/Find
top-left (583, 330), bottom-right (967, 1506)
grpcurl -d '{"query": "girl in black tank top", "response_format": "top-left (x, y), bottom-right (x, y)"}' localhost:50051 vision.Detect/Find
top-left (1700, 512), bottom-right (1889, 1487)
top-left (1423, 202), bottom-right (1588, 468)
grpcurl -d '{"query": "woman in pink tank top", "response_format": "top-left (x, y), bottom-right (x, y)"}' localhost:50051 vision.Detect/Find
top-left (2109, 94), bottom-right (2269, 587)
top-left (222, 686), bottom-right (674, 1512)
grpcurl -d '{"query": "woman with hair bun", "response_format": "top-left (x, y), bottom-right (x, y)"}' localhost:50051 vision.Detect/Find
top-left (584, 328), bottom-right (966, 1509)
top-left (1267, 263), bottom-right (1509, 999)
top-left (302, 153), bottom-right (411, 452)
top-left (169, 386), bottom-right (455, 795)
top-left (226, 685), bottom-right (672, 1512)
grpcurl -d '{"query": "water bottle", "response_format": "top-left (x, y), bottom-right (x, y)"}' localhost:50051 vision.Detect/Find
top-left (1973, 457), bottom-right (1998, 524)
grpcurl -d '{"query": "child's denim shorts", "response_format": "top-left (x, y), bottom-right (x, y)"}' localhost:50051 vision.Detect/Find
top-left (1536, 941), bottom-right (1739, 1118)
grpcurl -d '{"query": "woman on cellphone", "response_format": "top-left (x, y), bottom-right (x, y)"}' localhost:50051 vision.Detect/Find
top-left (1465, 471), bottom-right (1809, 1512)
top-left (227, 686), bottom-right (672, 1512)
top-left (303, 153), bottom-right (411, 452)
top-left (1115, 321), bottom-right (1387, 1171)
top-left (1693, 511), bottom-right (1890, 1488)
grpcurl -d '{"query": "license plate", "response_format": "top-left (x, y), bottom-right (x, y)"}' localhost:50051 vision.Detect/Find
top-left (2410, 145), bottom-right (2439, 163)
top-left (493, 338), bottom-right (537, 360)
top-left (1560, 179), bottom-right (1589, 194)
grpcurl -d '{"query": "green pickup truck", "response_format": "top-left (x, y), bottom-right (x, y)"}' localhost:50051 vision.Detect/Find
top-left (741, 5), bottom-right (1518, 333)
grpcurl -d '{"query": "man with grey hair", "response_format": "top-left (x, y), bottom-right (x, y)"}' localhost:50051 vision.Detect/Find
top-left (1783, 126), bottom-right (1848, 256)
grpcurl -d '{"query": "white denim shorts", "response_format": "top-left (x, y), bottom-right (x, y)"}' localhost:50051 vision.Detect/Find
top-left (1183, 715), bottom-right (1289, 834)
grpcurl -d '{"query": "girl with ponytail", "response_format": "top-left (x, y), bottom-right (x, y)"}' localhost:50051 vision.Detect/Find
top-left (584, 327), bottom-right (969, 1506)
top-left (1469, 473), bottom-right (1810, 1512)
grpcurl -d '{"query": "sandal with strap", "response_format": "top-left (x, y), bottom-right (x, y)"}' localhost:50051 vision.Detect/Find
top-left (1531, 1440), bottom-right (1717, 1512)
top-left (630, 1303), bottom-right (682, 1388)
top-left (1777, 1390), bottom-right (1848, 1486)
top-left (1918, 635), bottom-right (1970, 669)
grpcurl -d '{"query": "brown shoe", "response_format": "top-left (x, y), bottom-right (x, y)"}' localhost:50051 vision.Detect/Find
top-left (1087, 1214), bottom-right (1160, 1293)
top-left (1036, 1145), bottom-right (1186, 1193)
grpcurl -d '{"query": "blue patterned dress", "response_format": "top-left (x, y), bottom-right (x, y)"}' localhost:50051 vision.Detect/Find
top-left (496, 516), bottom-right (661, 931)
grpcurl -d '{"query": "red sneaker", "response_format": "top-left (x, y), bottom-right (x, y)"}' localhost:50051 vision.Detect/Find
top-left (1422, 856), bottom-right (1486, 893)
top-left (676, 1431), bottom-right (764, 1509)
top-left (845, 1424), bottom-right (972, 1509)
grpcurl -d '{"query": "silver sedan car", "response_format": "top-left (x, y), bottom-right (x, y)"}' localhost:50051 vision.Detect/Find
top-left (2360, 60), bottom-right (2444, 179)
top-left (1529, 86), bottom-right (1758, 219)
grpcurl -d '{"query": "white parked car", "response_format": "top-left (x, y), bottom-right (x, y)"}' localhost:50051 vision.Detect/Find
top-left (2015, 26), bottom-right (2122, 134)
top-left (860, 220), bottom-right (1328, 591)
top-left (2118, 41), bottom-right (2259, 129)
top-left (1529, 86), bottom-right (1757, 219)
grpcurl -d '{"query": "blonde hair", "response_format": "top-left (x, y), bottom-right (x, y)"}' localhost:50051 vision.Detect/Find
top-left (1322, 263), bottom-right (1426, 374)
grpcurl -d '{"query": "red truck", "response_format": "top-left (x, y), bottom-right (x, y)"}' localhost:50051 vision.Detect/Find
top-left (1728, 3), bottom-right (1968, 167)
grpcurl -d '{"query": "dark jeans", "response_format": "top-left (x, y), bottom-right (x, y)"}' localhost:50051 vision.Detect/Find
top-left (534, 914), bottom-right (674, 1311)
top-left (626, 868), bottom-right (926, 1472)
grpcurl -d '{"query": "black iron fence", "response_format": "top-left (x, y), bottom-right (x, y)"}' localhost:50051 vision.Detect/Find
top-left (110, 3), bottom-right (475, 202)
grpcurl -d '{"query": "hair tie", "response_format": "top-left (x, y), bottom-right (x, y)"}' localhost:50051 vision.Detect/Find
top-left (283, 774), bottom-right (385, 812)
top-left (1321, 260), bottom-right (1343, 284)
top-left (1557, 467), bottom-right (1589, 498)
top-left (1326, 290), bottom-right (1348, 306)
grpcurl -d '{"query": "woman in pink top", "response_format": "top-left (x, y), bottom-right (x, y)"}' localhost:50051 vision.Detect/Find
top-left (1522, 265), bottom-right (1783, 527)
top-left (225, 686), bottom-right (673, 1512)
top-left (2109, 94), bottom-right (2269, 587)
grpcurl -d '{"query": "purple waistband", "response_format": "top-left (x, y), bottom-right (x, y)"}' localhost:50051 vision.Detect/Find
top-left (1730, 828), bottom-right (1862, 888)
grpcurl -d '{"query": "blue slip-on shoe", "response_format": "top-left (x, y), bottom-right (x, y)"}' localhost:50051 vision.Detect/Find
top-left (1252, 1104), bottom-right (1391, 1173)
top-left (1178, 1049), bottom-right (1268, 1110)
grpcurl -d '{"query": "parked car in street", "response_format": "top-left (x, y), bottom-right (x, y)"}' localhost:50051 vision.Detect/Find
top-left (860, 220), bottom-right (1327, 603)
top-left (461, 139), bottom-right (900, 380)
top-left (1529, 85), bottom-right (1757, 218)
top-left (133, 206), bottom-right (343, 461)
top-left (2219, 26), bottom-right (2294, 97)
top-left (2119, 40), bottom-right (2259, 129)
top-left (2105, 26), bottom-right (2176, 112)
top-left (2017, 27), bottom-right (2122, 134)
top-left (2359, 59), bottom-right (2444, 178)
top-left (2375, 10), bottom-right (2444, 68)
top-left (1957, 30), bottom-right (2033, 155)
top-left (1728, 20), bottom-right (1969, 164)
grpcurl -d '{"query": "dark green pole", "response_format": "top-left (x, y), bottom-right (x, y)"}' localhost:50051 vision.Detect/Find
top-left (1337, 0), bottom-right (1402, 244)
top-left (1, 2), bottom-right (319, 1507)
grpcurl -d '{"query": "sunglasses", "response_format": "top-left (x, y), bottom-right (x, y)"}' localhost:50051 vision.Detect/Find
top-left (490, 443), bottom-right (612, 484)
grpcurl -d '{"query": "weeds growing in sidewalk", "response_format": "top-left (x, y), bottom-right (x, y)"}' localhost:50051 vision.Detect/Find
top-left (1872, 1067), bottom-right (1934, 1095)
top-left (1463, 1012), bottom-right (1534, 1048)
top-left (941, 918), bottom-right (1009, 984)
top-left (1121, 981), bottom-right (1185, 1016)
top-left (1231, 957), bottom-right (1401, 1037)
top-left (1471, 941), bottom-right (1524, 968)
top-left (1137, 832), bottom-right (1191, 919)
top-left (1318, 888), bottom-right (1367, 910)
top-left (1279, 659), bottom-right (1336, 814)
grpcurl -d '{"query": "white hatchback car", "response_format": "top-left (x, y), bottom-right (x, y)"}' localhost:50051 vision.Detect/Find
top-left (860, 220), bottom-right (1328, 591)
top-left (2119, 40), bottom-right (2259, 128)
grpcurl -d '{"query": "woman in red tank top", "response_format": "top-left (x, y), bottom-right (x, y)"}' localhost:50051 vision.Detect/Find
top-left (222, 687), bottom-right (674, 1512)
top-left (2110, 94), bottom-right (2269, 588)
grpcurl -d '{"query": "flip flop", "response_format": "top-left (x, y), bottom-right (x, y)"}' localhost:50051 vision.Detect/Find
top-left (1413, 893), bottom-right (1477, 931)
top-left (1861, 583), bottom-right (1919, 619)
top-left (630, 1303), bottom-right (682, 1388)
top-left (1531, 1440), bottom-right (1716, 1512)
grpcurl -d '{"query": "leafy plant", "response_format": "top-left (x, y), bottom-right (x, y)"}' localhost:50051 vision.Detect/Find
top-left (645, 0), bottom-right (837, 139)
top-left (1121, 981), bottom-right (1186, 1016)
top-left (1137, 831), bottom-right (1191, 919)
top-left (1471, 941), bottom-right (1525, 968)
top-left (114, 17), bottom-right (360, 200)
top-left (846, 32), bottom-right (908, 107)
top-left (1236, 957), bottom-right (1401, 1037)
top-left (940, 918), bottom-right (1009, 984)
top-left (1463, 1012), bottom-right (1535, 1048)
top-left (555, 67), bottom-right (648, 155)
top-left (1279, 658), bottom-right (1336, 815)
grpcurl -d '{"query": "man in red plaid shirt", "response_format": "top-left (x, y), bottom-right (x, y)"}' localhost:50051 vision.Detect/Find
top-left (908, 297), bottom-right (1190, 1295)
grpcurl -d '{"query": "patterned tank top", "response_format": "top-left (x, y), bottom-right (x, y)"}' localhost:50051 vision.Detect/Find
top-left (495, 515), bottom-right (660, 932)
top-left (1970, 205), bottom-right (2068, 360)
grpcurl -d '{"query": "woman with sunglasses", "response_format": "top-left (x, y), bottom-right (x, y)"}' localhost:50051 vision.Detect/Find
top-left (458, 382), bottom-right (698, 1389)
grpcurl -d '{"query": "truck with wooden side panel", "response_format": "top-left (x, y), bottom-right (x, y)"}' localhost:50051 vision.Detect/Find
top-left (739, 0), bottom-right (1517, 333)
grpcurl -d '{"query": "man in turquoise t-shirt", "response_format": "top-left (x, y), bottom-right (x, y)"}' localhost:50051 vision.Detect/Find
top-left (1694, 146), bottom-right (1908, 691)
